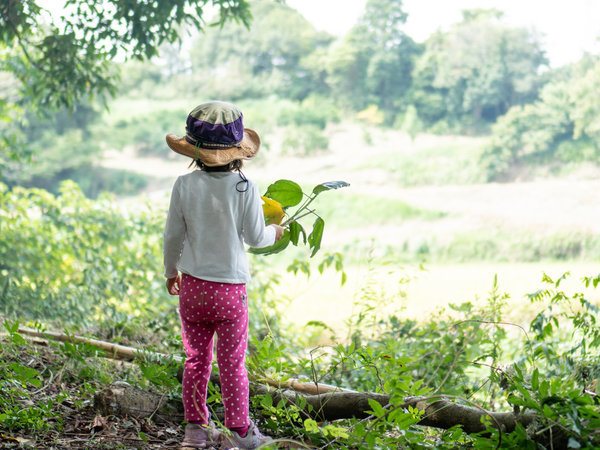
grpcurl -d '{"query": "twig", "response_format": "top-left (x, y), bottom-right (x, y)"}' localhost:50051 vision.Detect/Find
top-left (452, 319), bottom-right (534, 363)
top-left (32, 368), bottom-right (55, 396)
top-left (148, 392), bottom-right (167, 422)
top-left (429, 338), bottom-right (468, 394)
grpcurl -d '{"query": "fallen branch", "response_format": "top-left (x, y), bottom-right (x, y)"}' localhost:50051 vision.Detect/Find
top-left (13, 327), bottom-right (347, 396)
top-left (14, 327), bottom-right (180, 363)
top-left (93, 381), bottom-right (537, 436)
top-left (13, 328), bottom-right (539, 436)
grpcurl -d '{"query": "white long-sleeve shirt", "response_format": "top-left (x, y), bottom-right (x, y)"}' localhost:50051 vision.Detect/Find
top-left (163, 171), bottom-right (276, 284)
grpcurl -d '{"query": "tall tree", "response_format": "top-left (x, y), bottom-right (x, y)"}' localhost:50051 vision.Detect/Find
top-left (186, 0), bottom-right (332, 101)
top-left (326, 0), bottom-right (417, 122)
top-left (0, 0), bottom-right (252, 177)
top-left (410, 9), bottom-right (547, 130)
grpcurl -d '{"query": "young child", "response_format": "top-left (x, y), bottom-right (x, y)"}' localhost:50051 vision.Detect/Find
top-left (163, 101), bottom-right (284, 449)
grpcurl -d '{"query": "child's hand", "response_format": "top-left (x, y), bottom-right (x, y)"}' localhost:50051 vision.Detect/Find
top-left (166, 275), bottom-right (181, 295)
top-left (272, 225), bottom-right (285, 242)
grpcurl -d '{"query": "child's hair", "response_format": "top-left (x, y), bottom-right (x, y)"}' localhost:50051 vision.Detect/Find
top-left (191, 159), bottom-right (249, 192)
top-left (191, 160), bottom-right (244, 172)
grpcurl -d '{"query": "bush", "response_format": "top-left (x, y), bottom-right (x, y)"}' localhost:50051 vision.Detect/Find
top-left (277, 95), bottom-right (340, 130)
top-left (0, 181), bottom-right (172, 326)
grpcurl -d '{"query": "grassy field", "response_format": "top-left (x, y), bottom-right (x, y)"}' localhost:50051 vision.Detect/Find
top-left (276, 261), bottom-right (600, 334)
top-left (100, 117), bottom-right (600, 334)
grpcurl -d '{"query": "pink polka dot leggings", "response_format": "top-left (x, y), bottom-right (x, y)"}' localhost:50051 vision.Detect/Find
top-left (178, 274), bottom-right (250, 429)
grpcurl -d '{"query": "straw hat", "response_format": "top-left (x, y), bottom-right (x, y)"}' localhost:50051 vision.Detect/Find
top-left (166, 101), bottom-right (260, 166)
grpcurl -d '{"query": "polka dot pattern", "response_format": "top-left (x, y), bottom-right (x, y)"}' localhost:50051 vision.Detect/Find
top-left (179, 274), bottom-right (250, 429)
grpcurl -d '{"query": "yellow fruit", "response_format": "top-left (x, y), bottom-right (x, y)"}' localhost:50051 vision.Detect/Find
top-left (261, 196), bottom-right (285, 225)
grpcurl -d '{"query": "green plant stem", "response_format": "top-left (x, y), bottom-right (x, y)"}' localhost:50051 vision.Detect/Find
top-left (285, 193), bottom-right (320, 224)
top-left (281, 209), bottom-right (316, 227)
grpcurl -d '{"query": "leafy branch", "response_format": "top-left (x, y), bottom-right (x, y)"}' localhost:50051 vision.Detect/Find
top-left (249, 179), bottom-right (349, 257)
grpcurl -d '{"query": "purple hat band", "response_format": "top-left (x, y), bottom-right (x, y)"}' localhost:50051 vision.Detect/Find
top-left (185, 113), bottom-right (245, 149)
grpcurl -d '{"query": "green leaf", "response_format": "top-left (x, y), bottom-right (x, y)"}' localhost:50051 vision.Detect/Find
top-left (341, 271), bottom-right (347, 286)
top-left (367, 398), bottom-right (387, 417)
top-left (261, 394), bottom-right (273, 409)
top-left (531, 368), bottom-right (539, 391)
top-left (323, 424), bottom-right (349, 439)
top-left (289, 221), bottom-right (306, 246)
top-left (312, 180), bottom-right (350, 195)
top-left (307, 217), bottom-right (325, 257)
top-left (264, 180), bottom-right (303, 207)
top-left (248, 230), bottom-right (291, 256)
top-left (287, 259), bottom-right (311, 277)
top-left (304, 418), bottom-right (319, 433)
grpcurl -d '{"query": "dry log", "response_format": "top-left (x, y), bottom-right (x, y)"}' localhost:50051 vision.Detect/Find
top-left (251, 386), bottom-right (536, 433)
top-left (260, 377), bottom-right (355, 395)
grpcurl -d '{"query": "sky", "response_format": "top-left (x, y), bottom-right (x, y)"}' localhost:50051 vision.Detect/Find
top-left (287, 0), bottom-right (600, 67)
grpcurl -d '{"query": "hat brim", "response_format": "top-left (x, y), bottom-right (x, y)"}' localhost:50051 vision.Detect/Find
top-left (166, 128), bottom-right (260, 166)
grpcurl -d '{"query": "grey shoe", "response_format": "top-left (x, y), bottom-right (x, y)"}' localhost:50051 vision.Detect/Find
top-left (182, 422), bottom-right (221, 448)
top-left (221, 421), bottom-right (273, 449)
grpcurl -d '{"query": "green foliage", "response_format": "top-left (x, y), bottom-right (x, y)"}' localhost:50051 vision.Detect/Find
top-left (0, 0), bottom-right (251, 181)
top-left (482, 57), bottom-right (600, 180)
top-left (325, 0), bottom-right (417, 122)
top-left (410, 9), bottom-right (547, 131)
top-left (1, 92), bottom-right (149, 198)
top-left (1, 247), bottom-right (600, 447)
top-left (276, 95), bottom-right (340, 130)
top-left (0, 181), bottom-right (174, 325)
top-left (5, 0), bottom-right (593, 190)
top-left (286, 251), bottom-right (348, 288)
top-left (242, 269), bottom-right (600, 448)
top-left (0, 328), bottom-right (62, 435)
top-left (186, 0), bottom-right (332, 102)
top-left (281, 125), bottom-right (330, 156)
top-left (101, 107), bottom-right (186, 157)
top-left (0, 0), bottom-right (252, 109)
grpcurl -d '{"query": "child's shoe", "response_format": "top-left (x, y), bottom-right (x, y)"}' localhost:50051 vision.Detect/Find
top-left (181, 422), bottom-right (221, 448)
top-left (221, 421), bottom-right (273, 449)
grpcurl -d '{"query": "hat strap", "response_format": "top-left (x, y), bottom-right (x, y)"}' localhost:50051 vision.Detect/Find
top-left (194, 141), bottom-right (201, 161)
top-left (236, 169), bottom-right (249, 193)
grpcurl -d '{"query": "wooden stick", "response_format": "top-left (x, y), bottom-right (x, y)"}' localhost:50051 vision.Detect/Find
top-left (15, 327), bottom-right (182, 363)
